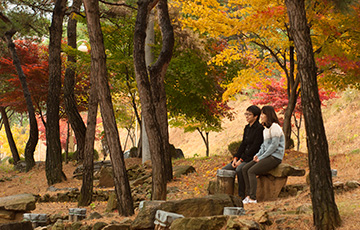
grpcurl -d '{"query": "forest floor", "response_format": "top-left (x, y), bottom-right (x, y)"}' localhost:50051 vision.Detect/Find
top-left (0, 150), bottom-right (359, 229)
top-left (1, 90), bottom-right (360, 229)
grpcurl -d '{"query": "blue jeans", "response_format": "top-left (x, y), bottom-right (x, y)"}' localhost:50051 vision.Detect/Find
top-left (222, 161), bottom-right (247, 199)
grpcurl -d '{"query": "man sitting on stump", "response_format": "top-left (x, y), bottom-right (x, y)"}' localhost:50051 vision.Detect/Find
top-left (222, 105), bottom-right (264, 200)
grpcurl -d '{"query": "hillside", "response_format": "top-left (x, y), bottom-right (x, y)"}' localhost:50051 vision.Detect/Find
top-left (169, 88), bottom-right (360, 158)
top-left (0, 89), bottom-right (359, 229)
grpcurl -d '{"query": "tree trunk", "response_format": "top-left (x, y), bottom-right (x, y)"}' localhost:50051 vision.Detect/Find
top-left (281, 43), bottom-right (301, 150)
top-left (4, 31), bottom-right (37, 172)
top-left (283, 74), bottom-right (300, 149)
top-left (83, 0), bottom-right (134, 216)
top-left (141, 12), bottom-right (154, 164)
top-left (285, 0), bottom-right (341, 229)
top-left (0, 106), bottom-right (20, 164)
top-left (150, 0), bottom-right (174, 182)
top-left (46, 0), bottom-right (67, 185)
top-left (78, 75), bottom-right (98, 207)
top-left (134, 0), bottom-right (174, 200)
top-left (197, 128), bottom-right (210, 157)
top-left (64, 0), bottom-right (86, 163)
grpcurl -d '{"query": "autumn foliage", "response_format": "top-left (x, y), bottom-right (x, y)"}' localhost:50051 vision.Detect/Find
top-left (251, 77), bottom-right (337, 120)
top-left (0, 39), bottom-right (49, 112)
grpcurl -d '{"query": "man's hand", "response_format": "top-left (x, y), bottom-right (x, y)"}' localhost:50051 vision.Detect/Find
top-left (231, 158), bottom-right (238, 168)
top-left (253, 155), bottom-right (259, 162)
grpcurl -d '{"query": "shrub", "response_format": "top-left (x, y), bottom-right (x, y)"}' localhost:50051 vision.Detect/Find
top-left (8, 157), bottom-right (25, 165)
top-left (228, 140), bottom-right (242, 156)
top-left (129, 147), bottom-right (138, 158)
top-left (62, 149), bottom-right (99, 161)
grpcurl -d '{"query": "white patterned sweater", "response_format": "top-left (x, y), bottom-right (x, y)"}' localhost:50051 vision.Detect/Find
top-left (255, 123), bottom-right (285, 161)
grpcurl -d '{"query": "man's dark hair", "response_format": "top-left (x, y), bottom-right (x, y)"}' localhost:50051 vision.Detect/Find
top-left (246, 105), bottom-right (261, 122)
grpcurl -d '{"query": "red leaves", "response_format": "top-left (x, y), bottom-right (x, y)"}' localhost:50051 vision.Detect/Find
top-left (0, 39), bottom-right (49, 112)
top-left (251, 77), bottom-right (337, 118)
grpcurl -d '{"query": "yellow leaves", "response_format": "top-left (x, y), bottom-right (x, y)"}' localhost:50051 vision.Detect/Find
top-left (222, 68), bottom-right (259, 101)
top-left (0, 124), bottom-right (29, 159)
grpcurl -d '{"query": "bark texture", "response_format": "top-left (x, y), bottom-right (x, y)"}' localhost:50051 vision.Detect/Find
top-left (78, 76), bottom-right (98, 207)
top-left (46, 0), bottom-right (67, 185)
top-left (4, 31), bottom-right (37, 172)
top-left (64, 0), bottom-right (86, 163)
top-left (285, 0), bottom-right (341, 229)
top-left (0, 106), bottom-right (20, 164)
top-left (83, 0), bottom-right (134, 216)
top-left (133, 0), bottom-right (174, 200)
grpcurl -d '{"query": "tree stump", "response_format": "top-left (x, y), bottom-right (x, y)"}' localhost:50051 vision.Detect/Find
top-left (68, 208), bottom-right (86, 222)
top-left (216, 169), bottom-right (236, 195)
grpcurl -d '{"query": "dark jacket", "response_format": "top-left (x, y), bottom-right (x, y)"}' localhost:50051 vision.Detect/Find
top-left (234, 121), bottom-right (264, 162)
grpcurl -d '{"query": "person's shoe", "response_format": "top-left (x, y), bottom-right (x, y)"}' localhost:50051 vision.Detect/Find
top-left (242, 197), bottom-right (250, 204)
top-left (247, 199), bottom-right (257, 204)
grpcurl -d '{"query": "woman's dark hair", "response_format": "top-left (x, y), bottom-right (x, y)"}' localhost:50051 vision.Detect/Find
top-left (246, 105), bottom-right (261, 122)
top-left (261, 106), bottom-right (279, 128)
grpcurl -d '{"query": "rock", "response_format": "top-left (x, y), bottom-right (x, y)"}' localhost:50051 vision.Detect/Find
top-left (296, 203), bottom-right (312, 214)
top-left (333, 181), bottom-right (344, 191)
top-left (0, 210), bottom-right (15, 220)
top-left (138, 201), bottom-right (166, 211)
top-left (279, 184), bottom-right (307, 198)
top-left (173, 165), bottom-right (196, 178)
top-left (131, 194), bottom-right (242, 230)
top-left (345, 180), bottom-right (359, 189)
top-left (159, 194), bottom-right (242, 217)
top-left (93, 222), bottom-right (107, 230)
top-left (226, 216), bottom-right (261, 230)
top-left (166, 187), bottom-right (180, 194)
top-left (275, 217), bottom-right (287, 224)
top-left (73, 161), bottom-right (112, 179)
top-left (98, 167), bottom-right (114, 188)
top-left (49, 213), bottom-right (66, 224)
top-left (88, 212), bottom-right (102, 220)
top-left (0, 221), bottom-right (33, 230)
top-left (71, 221), bottom-right (83, 230)
top-left (229, 217), bottom-right (261, 230)
top-left (57, 193), bottom-right (70, 202)
top-left (130, 174), bottom-right (151, 187)
top-left (0, 193), bottom-right (36, 211)
top-left (106, 192), bottom-right (117, 213)
top-left (253, 210), bottom-right (272, 225)
top-left (170, 216), bottom-right (228, 230)
top-left (79, 225), bottom-right (92, 230)
top-left (52, 219), bottom-right (65, 230)
top-left (103, 224), bottom-right (131, 230)
top-left (266, 163), bottom-right (305, 177)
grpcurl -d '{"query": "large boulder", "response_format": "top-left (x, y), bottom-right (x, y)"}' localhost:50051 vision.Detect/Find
top-left (173, 165), bottom-right (196, 178)
top-left (170, 216), bottom-right (228, 230)
top-left (131, 194), bottom-right (242, 230)
top-left (0, 194), bottom-right (36, 212)
top-left (266, 163), bottom-right (305, 177)
top-left (170, 215), bottom-right (263, 230)
top-left (98, 167), bottom-right (114, 188)
top-left (0, 221), bottom-right (33, 230)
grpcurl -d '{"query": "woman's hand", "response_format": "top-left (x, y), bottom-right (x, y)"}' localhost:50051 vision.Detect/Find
top-left (253, 155), bottom-right (259, 162)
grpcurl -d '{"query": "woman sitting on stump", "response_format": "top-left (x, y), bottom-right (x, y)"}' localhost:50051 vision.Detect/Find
top-left (242, 105), bottom-right (285, 204)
